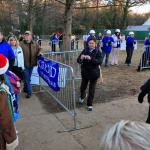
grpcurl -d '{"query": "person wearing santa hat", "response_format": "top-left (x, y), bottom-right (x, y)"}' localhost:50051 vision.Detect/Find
top-left (0, 54), bottom-right (19, 150)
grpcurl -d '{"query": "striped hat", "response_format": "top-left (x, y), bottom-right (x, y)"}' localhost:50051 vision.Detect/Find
top-left (0, 54), bottom-right (9, 75)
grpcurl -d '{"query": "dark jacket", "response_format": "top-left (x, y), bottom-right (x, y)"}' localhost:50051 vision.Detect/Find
top-left (0, 91), bottom-right (17, 150)
top-left (20, 40), bottom-right (41, 68)
top-left (138, 78), bottom-right (150, 103)
top-left (77, 48), bottom-right (101, 80)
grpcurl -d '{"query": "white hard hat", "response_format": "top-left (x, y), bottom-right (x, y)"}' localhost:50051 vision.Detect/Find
top-left (106, 30), bottom-right (111, 35)
top-left (89, 30), bottom-right (95, 34)
top-left (115, 29), bottom-right (120, 33)
top-left (129, 31), bottom-right (134, 35)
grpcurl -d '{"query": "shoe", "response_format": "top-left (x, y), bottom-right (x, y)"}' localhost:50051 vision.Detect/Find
top-left (79, 94), bottom-right (87, 104)
top-left (87, 106), bottom-right (93, 111)
top-left (26, 94), bottom-right (31, 98)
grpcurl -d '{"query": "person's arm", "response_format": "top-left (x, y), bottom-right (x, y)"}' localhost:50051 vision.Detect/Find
top-left (138, 79), bottom-right (150, 103)
top-left (0, 91), bottom-right (17, 144)
top-left (77, 50), bottom-right (85, 64)
top-left (7, 44), bottom-right (15, 68)
top-left (90, 50), bottom-right (101, 65)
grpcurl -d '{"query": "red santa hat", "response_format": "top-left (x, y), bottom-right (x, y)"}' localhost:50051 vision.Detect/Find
top-left (0, 54), bottom-right (9, 75)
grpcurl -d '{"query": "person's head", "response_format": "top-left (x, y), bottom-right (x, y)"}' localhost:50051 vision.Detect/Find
top-left (88, 38), bottom-right (96, 50)
top-left (115, 29), bottom-right (120, 36)
top-left (106, 30), bottom-right (111, 37)
top-left (89, 30), bottom-right (96, 36)
top-left (0, 31), bottom-right (4, 42)
top-left (98, 33), bottom-right (102, 37)
top-left (129, 31), bottom-right (134, 37)
top-left (8, 36), bottom-right (19, 47)
top-left (100, 120), bottom-right (150, 150)
top-left (0, 54), bottom-right (9, 84)
top-left (24, 31), bottom-right (32, 43)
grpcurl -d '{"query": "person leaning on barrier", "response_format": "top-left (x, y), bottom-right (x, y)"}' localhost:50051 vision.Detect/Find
top-left (137, 32), bottom-right (150, 72)
top-left (77, 37), bottom-right (101, 111)
top-left (100, 120), bottom-right (150, 150)
top-left (138, 78), bottom-right (150, 123)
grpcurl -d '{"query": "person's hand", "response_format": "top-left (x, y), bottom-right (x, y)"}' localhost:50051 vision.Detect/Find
top-left (85, 55), bottom-right (91, 60)
top-left (138, 91), bottom-right (145, 103)
top-left (16, 81), bottom-right (21, 88)
top-left (81, 55), bottom-right (86, 60)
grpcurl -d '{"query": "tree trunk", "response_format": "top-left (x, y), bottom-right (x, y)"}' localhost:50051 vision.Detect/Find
top-left (122, 0), bottom-right (129, 29)
top-left (63, 0), bottom-right (74, 51)
top-left (28, 0), bottom-right (33, 32)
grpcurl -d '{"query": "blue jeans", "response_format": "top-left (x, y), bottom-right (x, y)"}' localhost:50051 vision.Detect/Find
top-left (23, 67), bottom-right (33, 95)
top-left (100, 51), bottom-right (110, 66)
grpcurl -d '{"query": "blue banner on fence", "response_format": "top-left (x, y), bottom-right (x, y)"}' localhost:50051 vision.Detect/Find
top-left (38, 56), bottom-right (60, 91)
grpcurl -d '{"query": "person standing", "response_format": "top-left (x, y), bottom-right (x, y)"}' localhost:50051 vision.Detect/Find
top-left (125, 32), bottom-right (136, 66)
top-left (77, 38), bottom-right (101, 111)
top-left (20, 31), bottom-right (41, 98)
top-left (8, 35), bottom-right (24, 80)
top-left (100, 30), bottom-right (114, 67)
top-left (50, 33), bottom-right (59, 52)
top-left (0, 54), bottom-right (19, 150)
top-left (0, 31), bottom-right (15, 68)
top-left (138, 78), bottom-right (150, 123)
top-left (111, 29), bottom-right (122, 65)
top-left (85, 30), bottom-right (96, 49)
top-left (137, 32), bottom-right (150, 71)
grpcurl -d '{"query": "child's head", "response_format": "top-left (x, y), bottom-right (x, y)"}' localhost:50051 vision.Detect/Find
top-left (88, 38), bottom-right (96, 50)
top-left (100, 120), bottom-right (150, 150)
top-left (0, 54), bottom-right (9, 84)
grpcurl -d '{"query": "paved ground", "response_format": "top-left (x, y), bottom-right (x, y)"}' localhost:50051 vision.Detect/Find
top-left (16, 92), bottom-right (149, 150)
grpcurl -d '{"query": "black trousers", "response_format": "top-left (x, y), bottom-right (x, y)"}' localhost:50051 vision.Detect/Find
top-left (125, 48), bottom-right (134, 65)
top-left (146, 105), bottom-right (150, 124)
top-left (80, 78), bottom-right (97, 106)
top-left (52, 43), bottom-right (56, 52)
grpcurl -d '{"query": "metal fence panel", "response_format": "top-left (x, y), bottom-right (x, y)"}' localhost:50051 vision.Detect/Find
top-left (139, 45), bottom-right (150, 70)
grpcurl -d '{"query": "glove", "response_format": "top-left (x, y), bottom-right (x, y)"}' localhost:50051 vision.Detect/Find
top-left (138, 91), bottom-right (147, 103)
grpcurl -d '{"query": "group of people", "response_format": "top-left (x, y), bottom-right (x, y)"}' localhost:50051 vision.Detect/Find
top-left (0, 30), bottom-right (41, 149)
top-left (84, 29), bottom-right (150, 69)
top-left (77, 29), bottom-right (150, 112)
top-left (77, 29), bottom-right (150, 148)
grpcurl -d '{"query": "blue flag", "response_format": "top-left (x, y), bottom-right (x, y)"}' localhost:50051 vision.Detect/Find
top-left (38, 56), bottom-right (60, 91)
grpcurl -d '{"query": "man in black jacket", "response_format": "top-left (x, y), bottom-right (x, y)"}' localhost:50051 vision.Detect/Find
top-left (138, 78), bottom-right (150, 123)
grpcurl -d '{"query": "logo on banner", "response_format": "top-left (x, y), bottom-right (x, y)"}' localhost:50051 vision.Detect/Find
top-left (38, 56), bottom-right (60, 91)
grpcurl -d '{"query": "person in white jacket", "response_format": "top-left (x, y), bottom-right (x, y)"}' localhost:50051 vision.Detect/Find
top-left (111, 29), bottom-right (122, 65)
top-left (8, 36), bottom-right (24, 80)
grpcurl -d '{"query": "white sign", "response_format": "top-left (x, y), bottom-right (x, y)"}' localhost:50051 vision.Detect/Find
top-left (58, 67), bottom-right (67, 88)
top-left (31, 67), bottom-right (40, 85)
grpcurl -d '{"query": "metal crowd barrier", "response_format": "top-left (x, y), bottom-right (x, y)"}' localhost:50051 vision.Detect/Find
top-left (43, 50), bottom-right (82, 79)
top-left (139, 45), bottom-right (150, 71)
top-left (39, 58), bottom-right (77, 130)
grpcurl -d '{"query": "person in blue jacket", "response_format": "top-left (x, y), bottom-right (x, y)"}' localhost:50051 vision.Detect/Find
top-left (125, 32), bottom-right (136, 66)
top-left (100, 30), bottom-right (114, 67)
top-left (77, 37), bottom-right (101, 111)
top-left (0, 31), bottom-right (15, 68)
top-left (137, 33), bottom-right (150, 71)
top-left (50, 33), bottom-right (59, 52)
top-left (85, 30), bottom-right (96, 49)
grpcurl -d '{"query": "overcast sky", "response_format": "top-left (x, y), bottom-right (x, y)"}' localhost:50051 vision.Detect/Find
top-left (130, 4), bottom-right (150, 14)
